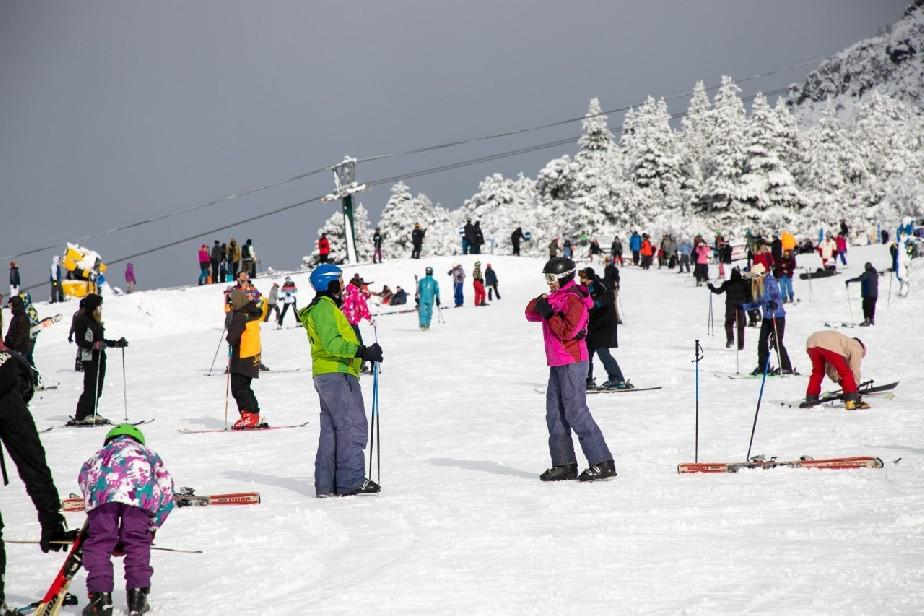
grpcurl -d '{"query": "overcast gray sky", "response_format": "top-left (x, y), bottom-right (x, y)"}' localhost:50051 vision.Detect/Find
top-left (0, 0), bottom-right (908, 292)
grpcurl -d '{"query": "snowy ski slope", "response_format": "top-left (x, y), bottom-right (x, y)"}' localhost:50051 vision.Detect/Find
top-left (3, 243), bottom-right (922, 615)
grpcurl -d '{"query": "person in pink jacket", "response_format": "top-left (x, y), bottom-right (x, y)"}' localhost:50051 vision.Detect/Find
top-left (835, 232), bottom-right (848, 266)
top-left (342, 274), bottom-right (374, 372)
top-left (197, 244), bottom-right (210, 285)
top-left (525, 257), bottom-right (615, 483)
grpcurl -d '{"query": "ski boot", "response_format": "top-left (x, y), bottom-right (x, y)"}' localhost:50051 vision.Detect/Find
top-left (799, 396), bottom-right (819, 408)
top-left (68, 415), bottom-right (112, 427)
top-left (82, 592), bottom-right (113, 616)
top-left (343, 478), bottom-right (381, 496)
top-left (859, 319), bottom-right (871, 327)
top-left (539, 463), bottom-right (578, 481)
top-left (231, 411), bottom-right (261, 430)
top-left (127, 587), bottom-right (150, 615)
top-left (585, 378), bottom-right (598, 392)
top-left (578, 459), bottom-right (617, 482)
top-left (603, 379), bottom-right (633, 390)
top-left (844, 394), bottom-right (870, 411)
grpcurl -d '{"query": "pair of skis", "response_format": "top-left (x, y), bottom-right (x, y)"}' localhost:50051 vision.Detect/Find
top-left (60, 488), bottom-right (261, 512)
top-left (678, 455), bottom-right (884, 474)
top-left (783, 380), bottom-right (899, 409)
top-left (177, 420), bottom-right (309, 434)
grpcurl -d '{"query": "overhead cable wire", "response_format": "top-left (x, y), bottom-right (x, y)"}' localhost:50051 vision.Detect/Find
top-left (2, 163), bottom-right (334, 261)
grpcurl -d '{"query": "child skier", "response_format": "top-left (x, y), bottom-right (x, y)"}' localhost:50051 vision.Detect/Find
top-left (226, 288), bottom-right (264, 429)
top-left (277, 276), bottom-right (299, 328)
top-left (472, 261), bottom-right (487, 306)
top-left (78, 424), bottom-right (174, 616)
top-left (299, 264), bottom-right (383, 497)
top-left (525, 257), bottom-right (615, 482)
top-left (845, 262), bottom-right (878, 326)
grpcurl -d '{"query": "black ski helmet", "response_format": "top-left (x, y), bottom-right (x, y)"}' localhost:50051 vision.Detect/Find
top-left (425, 266), bottom-right (433, 275)
top-left (542, 257), bottom-right (576, 284)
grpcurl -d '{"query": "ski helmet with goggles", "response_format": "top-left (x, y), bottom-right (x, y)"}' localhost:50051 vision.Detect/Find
top-left (309, 263), bottom-right (342, 292)
top-left (542, 257), bottom-right (576, 285)
top-left (104, 423), bottom-right (146, 446)
top-left (425, 266), bottom-right (433, 275)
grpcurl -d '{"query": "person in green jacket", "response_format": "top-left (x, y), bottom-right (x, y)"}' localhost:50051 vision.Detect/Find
top-left (299, 264), bottom-right (384, 497)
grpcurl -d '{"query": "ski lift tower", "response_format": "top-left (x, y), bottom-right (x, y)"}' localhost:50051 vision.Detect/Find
top-left (321, 156), bottom-right (367, 265)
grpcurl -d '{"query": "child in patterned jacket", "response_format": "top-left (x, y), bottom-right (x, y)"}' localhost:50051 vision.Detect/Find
top-left (78, 424), bottom-right (174, 616)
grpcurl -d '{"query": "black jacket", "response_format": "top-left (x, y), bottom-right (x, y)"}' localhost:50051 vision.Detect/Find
top-left (463, 222), bottom-right (477, 244)
top-left (848, 265), bottom-right (879, 298)
top-left (9, 266), bottom-right (20, 287)
top-left (708, 270), bottom-right (749, 307)
top-left (484, 267), bottom-right (498, 286)
top-left (603, 263), bottom-right (620, 292)
top-left (210, 242), bottom-right (222, 261)
top-left (411, 228), bottom-right (425, 246)
top-left (4, 297), bottom-right (31, 354)
top-left (226, 302), bottom-right (262, 378)
top-left (373, 232), bottom-right (384, 248)
top-left (74, 313), bottom-right (117, 363)
top-left (585, 278), bottom-right (618, 349)
top-left (510, 228), bottom-right (524, 245)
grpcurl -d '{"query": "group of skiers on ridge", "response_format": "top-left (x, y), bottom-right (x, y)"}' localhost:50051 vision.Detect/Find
top-left (198, 238), bottom-right (257, 285)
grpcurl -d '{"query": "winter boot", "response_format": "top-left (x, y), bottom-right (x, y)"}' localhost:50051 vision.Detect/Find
top-left (844, 396), bottom-right (871, 411)
top-left (69, 415), bottom-right (111, 427)
top-left (539, 463), bottom-right (578, 481)
top-left (859, 319), bottom-right (871, 327)
top-left (127, 587), bottom-right (150, 615)
top-left (578, 459), bottom-right (616, 482)
top-left (585, 378), bottom-right (597, 392)
top-left (82, 592), bottom-right (113, 616)
top-left (343, 478), bottom-right (381, 496)
top-left (798, 396), bottom-right (819, 408)
top-left (232, 411), bottom-right (261, 430)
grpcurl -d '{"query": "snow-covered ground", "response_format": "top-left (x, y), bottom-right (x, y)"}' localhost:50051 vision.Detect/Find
top-left (3, 243), bottom-right (923, 615)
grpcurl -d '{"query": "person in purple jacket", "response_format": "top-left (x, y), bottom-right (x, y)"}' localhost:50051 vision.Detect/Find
top-left (525, 257), bottom-right (615, 483)
top-left (78, 424), bottom-right (174, 616)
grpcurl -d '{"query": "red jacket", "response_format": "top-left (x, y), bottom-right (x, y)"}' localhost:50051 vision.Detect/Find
top-left (753, 251), bottom-right (774, 271)
top-left (318, 237), bottom-right (330, 255)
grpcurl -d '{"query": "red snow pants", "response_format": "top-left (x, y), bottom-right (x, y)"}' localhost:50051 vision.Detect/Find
top-left (473, 279), bottom-right (486, 306)
top-left (806, 347), bottom-right (858, 398)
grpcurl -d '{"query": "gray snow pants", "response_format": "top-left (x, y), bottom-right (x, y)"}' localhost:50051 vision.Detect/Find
top-left (313, 373), bottom-right (368, 495)
top-left (545, 361), bottom-right (612, 467)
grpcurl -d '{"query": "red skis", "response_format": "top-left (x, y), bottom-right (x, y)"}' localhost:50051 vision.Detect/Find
top-left (33, 522), bottom-right (88, 616)
top-left (61, 491), bottom-right (261, 512)
top-left (677, 456), bottom-right (884, 474)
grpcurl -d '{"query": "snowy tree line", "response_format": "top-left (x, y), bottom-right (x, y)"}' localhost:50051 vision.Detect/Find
top-left (311, 77), bottom-right (924, 263)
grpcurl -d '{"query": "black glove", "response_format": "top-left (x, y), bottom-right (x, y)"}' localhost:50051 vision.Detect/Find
top-left (535, 296), bottom-right (554, 320)
top-left (67, 334), bottom-right (73, 343)
top-left (355, 343), bottom-right (384, 363)
top-left (39, 512), bottom-right (68, 553)
top-left (436, 297), bottom-right (441, 307)
top-left (707, 283), bottom-right (715, 291)
top-left (844, 281), bottom-right (849, 287)
top-left (117, 337), bottom-right (128, 348)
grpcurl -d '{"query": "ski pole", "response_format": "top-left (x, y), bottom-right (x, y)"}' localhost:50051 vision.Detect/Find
top-left (888, 270), bottom-right (893, 308)
top-left (746, 353), bottom-right (771, 460)
top-left (121, 347), bottom-right (128, 422)
top-left (806, 267), bottom-right (814, 303)
top-left (369, 362), bottom-right (381, 484)
top-left (770, 314), bottom-right (784, 375)
top-left (693, 339), bottom-right (703, 463)
top-left (207, 325), bottom-right (228, 376)
top-left (706, 292), bottom-right (714, 336)
top-left (223, 348), bottom-right (231, 431)
top-left (617, 293), bottom-right (626, 325)
top-left (846, 285), bottom-right (855, 325)
top-left (92, 350), bottom-right (103, 423)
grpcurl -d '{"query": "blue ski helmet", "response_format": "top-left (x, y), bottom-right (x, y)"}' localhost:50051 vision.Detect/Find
top-left (310, 263), bottom-right (342, 291)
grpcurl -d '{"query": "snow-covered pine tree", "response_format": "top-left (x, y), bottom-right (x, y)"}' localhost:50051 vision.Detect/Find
top-left (740, 92), bottom-right (801, 227)
top-left (377, 182), bottom-right (449, 259)
top-left (625, 97), bottom-right (682, 203)
top-left (678, 81), bottom-right (713, 212)
top-left (459, 173), bottom-right (540, 254)
top-left (803, 101), bottom-right (868, 230)
top-left (305, 202), bottom-right (374, 265)
top-left (703, 76), bottom-right (747, 230)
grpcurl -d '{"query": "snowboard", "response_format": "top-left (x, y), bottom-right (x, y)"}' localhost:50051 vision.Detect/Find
top-left (799, 269), bottom-right (840, 280)
top-left (677, 455), bottom-right (883, 474)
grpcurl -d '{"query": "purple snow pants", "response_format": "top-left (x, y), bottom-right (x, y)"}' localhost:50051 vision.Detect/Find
top-left (546, 361), bottom-right (612, 467)
top-left (83, 502), bottom-right (154, 593)
top-left (313, 373), bottom-right (368, 496)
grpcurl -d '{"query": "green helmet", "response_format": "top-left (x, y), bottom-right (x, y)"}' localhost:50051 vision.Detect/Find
top-left (104, 423), bottom-right (145, 446)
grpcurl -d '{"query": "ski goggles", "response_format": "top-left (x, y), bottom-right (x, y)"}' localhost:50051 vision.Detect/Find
top-left (544, 268), bottom-right (574, 284)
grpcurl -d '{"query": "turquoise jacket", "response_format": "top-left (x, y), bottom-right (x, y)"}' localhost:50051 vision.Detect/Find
top-left (417, 275), bottom-right (440, 305)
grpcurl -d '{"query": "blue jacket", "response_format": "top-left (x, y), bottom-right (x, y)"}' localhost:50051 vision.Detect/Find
top-left (629, 233), bottom-right (642, 252)
top-left (678, 239), bottom-right (693, 256)
top-left (417, 275), bottom-right (440, 305)
top-left (742, 275), bottom-right (786, 319)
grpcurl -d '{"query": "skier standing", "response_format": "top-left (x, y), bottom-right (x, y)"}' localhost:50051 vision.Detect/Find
top-left (263, 282), bottom-right (280, 323)
top-left (78, 424), bottom-right (174, 616)
top-left (241, 239), bottom-right (256, 278)
top-left (741, 265), bottom-right (793, 375)
top-left (510, 227), bottom-right (525, 256)
top-left (372, 228), bottom-right (384, 263)
top-left (226, 288), bottom-right (263, 429)
top-left (411, 224), bottom-right (425, 259)
top-left (611, 236), bottom-right (623, 266)
top-left (299, 264), bottom-right (382, 496)
top-left (603, 261), bottom-right (622, 324)
top-left (525, 257), bottom-right (616, 482)
top-left (548, 238), bottom-right (560, 259)
top-left (197, 244), bottom-right (210, 285)
top-left (817, 235), bottom-right (837, 270)
top-left (8, 262), bottom-right (19, 298)
top-left (484, 264), bottom-right (500, 301)
top-left (779, 250), bottom-right (796, 303)
top-left (342, 276), bottom-right (374, 372)
top-left (209, 240), bottom-right (222, 284)
top-left (228, 238), bottom-right (241, 279)
top-left (629, 231), bottom-right (641, 266)
top-left (800, 330), bottom-right (868, 410)
top-left (124, 263), bottom-right (136, 294)
top-left (417, 267), bottom-right (440, 330)
top-left (3, 296), bottom-right (31, 360)
top-left (708, 268), bottom-right (748, 350)
top-left (318, 233), bottom-right (331, 264)
top-left (639, 234), bottom-right (654, 270)
top-left (835, 232), bottom-right (848, 267)
top-left (578, 267), bottom-right (630, 390)
top-left (0, 340), bottom-right (69, 616)
top-left (693, 239), bottom-right (711, 285)
top-left (50, 255), bottom-right (64, 303)
top-left (72, 294), bottom-right (128, 425)
top-left (448, 264), bottom-right (465, 307)
top-left (846, 262), bottom-right (878, 326)
top-left (677, 237), bottom-right (693, 274)
top-left (277, 276), bottom-right (299, 328)
top-left (472, 261), bottom-right (487, 306)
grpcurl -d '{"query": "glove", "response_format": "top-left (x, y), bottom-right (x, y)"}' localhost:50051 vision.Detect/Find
top-left (707, 283), bottom-right (715, 291)
top-left (39, 513), bottom-right (68, 553)
top-left (67, 334), bottom-right (73, 343)
top-left (355, 343), bottom-right (384, 363)
top-left (534, 296), bottom-right (554, 320)
top-left (117, 337), bottom-right (128, 348)
top-left (844, 281), bottom-right (849, 287)
top-left (436, 297), bottom-right (441, 307)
